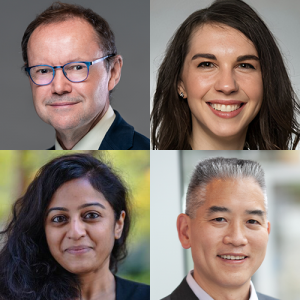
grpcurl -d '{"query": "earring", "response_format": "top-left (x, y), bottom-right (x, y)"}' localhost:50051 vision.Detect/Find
top-left (180, 92), bottom-right (184, 98)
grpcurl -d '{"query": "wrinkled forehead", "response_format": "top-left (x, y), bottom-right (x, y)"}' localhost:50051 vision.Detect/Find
top-left (27, 18), bottom-right (102, 63)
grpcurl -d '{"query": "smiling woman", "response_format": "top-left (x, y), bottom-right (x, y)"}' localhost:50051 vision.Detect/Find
top-left (0, 153), bottom-right (149, 300)
top-left (151, 0), bottom-right (300, 150)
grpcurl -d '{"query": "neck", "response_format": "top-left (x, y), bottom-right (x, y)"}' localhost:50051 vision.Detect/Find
top-left (79, 268), bottom-right (115, 300)
top-left (193, 270), bottom-right (251, 300)
top-left (190, 119), bottom-right (247, 150)
top-left (56, 102), bottom-right (109, 150)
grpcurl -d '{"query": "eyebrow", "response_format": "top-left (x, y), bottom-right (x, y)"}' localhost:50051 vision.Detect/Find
top-left (46, 202), bottom-right (106, 216)
top-left (206, 206), bottom-right (230, 216)
top-left (245, 209), bottom-right (265, 217)
top-left (191, 53), bottom-right (259, 62)
top-left (206, 206), bottom-right (265, 217)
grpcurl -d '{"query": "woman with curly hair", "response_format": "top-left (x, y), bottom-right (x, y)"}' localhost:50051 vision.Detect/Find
top-left (151, 0), bottom-right (300, 150)
top-left (0, 153), bottom-right (149, 300)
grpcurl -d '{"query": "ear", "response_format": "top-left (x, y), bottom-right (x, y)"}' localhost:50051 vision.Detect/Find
top-left (177, 213), bottom-right (192, 249)
top-left (115, 210), bottom-right (126, 239)
top-left (177, 79), bottom-right (187, 98)
top-left (108, 55), bottom-right (123, 91)
top-left (267, 221), bottom-right (271, 235)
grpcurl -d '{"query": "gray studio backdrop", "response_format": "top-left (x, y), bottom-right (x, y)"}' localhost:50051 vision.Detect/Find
top-left (150, 0), bottom-right (300, 110)
top-left (1, 0), bottom-right (149, 149)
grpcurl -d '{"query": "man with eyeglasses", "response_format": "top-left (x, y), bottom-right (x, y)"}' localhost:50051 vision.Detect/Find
top-left (22, 2), bottom-right (149, 150)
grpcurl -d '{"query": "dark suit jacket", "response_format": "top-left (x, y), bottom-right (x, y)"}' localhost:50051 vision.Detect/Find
top-left (115, 276), bottom-right (150, 300)
top-left (161, 277), bottom-right (279, 300)
top-left (48, 110), bottom-right (150, 150)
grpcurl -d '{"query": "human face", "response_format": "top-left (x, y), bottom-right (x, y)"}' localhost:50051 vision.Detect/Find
top-left (178, 24), bottom-right (263, 145)
top-left (27, 19), bottom-right (122, 133)
top-left (44, 178), bottom-right (125, 275)
top-left (177, 178), bottom-right (270, 293)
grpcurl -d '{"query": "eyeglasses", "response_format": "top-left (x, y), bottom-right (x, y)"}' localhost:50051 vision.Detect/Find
top-left (25, 54), bottom-right (115, 86)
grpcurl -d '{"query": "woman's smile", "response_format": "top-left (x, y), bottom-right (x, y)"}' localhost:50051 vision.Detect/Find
top-left (179, 23), bottom-right (263, 149)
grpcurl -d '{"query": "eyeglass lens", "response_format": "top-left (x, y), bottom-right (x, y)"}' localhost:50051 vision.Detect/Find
top-left (29, 62), bottom-right (88, 85)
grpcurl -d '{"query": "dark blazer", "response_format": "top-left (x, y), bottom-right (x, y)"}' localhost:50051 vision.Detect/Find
top-left (48, 110), bottom-right (150, 150)
top-left (161, 277), bottom-right (279, 300)
top-left (115, 276), bottom-right (150, 300)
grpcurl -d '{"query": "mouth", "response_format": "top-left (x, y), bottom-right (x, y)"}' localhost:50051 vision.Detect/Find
top-left (218, 255), bottom-right (247, 260)
top-left (206, 101), bottom-right (246, 119)
top-left (65, 245), bottom-right (92, 255)
top-left (209, 103), bottom-right (244, 112)
top-left (217, 254), bottom-right (249, 263)
top-left (49, 102), bottom-right (80, 107)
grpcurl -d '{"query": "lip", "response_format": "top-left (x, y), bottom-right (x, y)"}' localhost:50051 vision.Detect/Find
top-left (48, 102), bottom-right (80, 107)
top-left (217, 253), bottom-right (249, 264)
top-left (65, 245), bottom-right (92, 255)
top-left (206, 100), bottom-right (246, 119)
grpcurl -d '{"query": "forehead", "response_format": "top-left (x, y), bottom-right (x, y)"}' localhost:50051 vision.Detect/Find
top-left (49, 177), bottom-right (106, 208)
top-left (27, 18), bottom-right (102, 65)
top-left (187, 23), bottom-right (258, 58)
top-left (200, 177), bottom-right (265, 213)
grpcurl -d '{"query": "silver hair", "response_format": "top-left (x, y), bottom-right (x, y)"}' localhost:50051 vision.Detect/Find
top-left (186, 157), bottom-right (267, 218)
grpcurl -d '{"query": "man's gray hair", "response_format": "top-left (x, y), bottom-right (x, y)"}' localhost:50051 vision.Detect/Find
top-left (186, 157), bottom-right (267, 218)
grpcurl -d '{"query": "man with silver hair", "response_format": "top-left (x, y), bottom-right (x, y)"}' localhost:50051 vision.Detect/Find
top-left (162, 157), bottom-right (278, 300)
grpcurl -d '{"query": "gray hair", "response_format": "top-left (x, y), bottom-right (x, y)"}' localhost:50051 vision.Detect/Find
top-left (186, 157), bottom-right (267, 218)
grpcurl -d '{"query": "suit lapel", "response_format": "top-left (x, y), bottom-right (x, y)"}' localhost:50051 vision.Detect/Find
top-left (170, 277), bottom-right (199, 300)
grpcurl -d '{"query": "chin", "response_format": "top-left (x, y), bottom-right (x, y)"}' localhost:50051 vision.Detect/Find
top-left (64, 264), bottom-right (94, 275)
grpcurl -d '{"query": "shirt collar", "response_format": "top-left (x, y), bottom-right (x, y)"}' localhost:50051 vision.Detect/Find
top-left (186, 270), bottom-right (258, 300)
top-left (55, 105), bottom-right (115, 150)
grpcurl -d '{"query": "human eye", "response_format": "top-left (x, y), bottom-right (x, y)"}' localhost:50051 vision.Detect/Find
top-left (52, 215), bottom-right (68, 223)
top-left (247, 219), bottom-right (260, 225)
top-left (197, 61), bottom-right (215, 68)
top-left (36, 67), bottom-right (52, 74)
top-left (212, 217), bottom-right (226, 222)
top-left (66, 63), bottom-right (87, 71)
top-left (83, 212), bottom-right (100, 220)
top-left (238, 63), bottom-right (255, 69)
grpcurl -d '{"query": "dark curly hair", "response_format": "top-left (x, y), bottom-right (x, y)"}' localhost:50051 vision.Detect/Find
top-left (151, 0), bottom-right (300, 150)
top-left (21, 1), bottom-right (117, 71)
top-left (0, 153), bottom-right (131, 300)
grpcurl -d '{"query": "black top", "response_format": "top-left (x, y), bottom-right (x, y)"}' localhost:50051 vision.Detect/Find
top-left (48, 110), bottom-right (150, 150)
top-left (115, 276), bottom-right (150, 300)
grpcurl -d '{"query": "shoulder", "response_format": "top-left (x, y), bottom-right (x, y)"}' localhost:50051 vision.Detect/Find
top-left (257, 292), bottom-right (280, 300)
top-left (101, 110), bottom-right (149, 150)
top-left (161, 277), bottom-right (198, 300)
top-left (115, 276), bottom-right (150, 300)
top-left (131, 131), bottom-right (150, 150)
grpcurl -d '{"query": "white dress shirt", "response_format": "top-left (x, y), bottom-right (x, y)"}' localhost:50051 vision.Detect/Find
top-left (186, 270), bottom-right (258, 300)
top-left (55, 105), bottom-right (115, 150)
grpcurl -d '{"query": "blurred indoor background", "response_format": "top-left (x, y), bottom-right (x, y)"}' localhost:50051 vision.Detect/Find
top-left (0, 150), bottom-right (150, 284)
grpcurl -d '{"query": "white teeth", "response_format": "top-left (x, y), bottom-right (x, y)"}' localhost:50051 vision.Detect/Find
top-left (210, 103), bottom-right (241, 112)
top-left (220, 255), bottom-right (246, 260)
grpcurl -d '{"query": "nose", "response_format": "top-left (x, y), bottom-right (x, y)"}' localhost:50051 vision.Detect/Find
top-left (66, 219), bottom-right (86, 240)
top-left (223, 222), bottom-right (248, 247)
top-left (51, 68), bottom-right (72, 95)
top-left (214, 67), bottom-right (238, 95)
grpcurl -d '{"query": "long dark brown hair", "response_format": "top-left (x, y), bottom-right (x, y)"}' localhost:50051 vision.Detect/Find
top-left (151, 0), bottom-right (300, 150)
top-left (0, 154), bottom-right (131, 300)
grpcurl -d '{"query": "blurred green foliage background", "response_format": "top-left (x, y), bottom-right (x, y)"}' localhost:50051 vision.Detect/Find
top-left (0, 150), bottom-right (150, 284)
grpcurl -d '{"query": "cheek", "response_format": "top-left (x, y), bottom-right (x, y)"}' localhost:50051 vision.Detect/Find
top-left (241, 74), bottom-right (263, 104)
top-left (190, 225), bottom-right (220, 256)
top-left (45, 227), bottom-right (61, 255)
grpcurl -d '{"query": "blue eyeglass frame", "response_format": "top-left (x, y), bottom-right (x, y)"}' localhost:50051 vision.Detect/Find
top-left (25, 54), bottom-right (115, 86)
